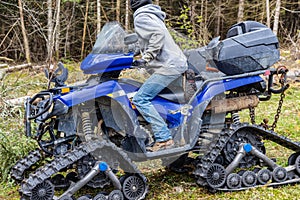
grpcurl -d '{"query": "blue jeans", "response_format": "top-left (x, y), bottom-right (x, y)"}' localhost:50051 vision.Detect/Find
top-left (132, 73), bottom-right (180, 142)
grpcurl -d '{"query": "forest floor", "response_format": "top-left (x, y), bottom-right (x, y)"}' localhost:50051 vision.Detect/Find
top-left (0, 51), bottom-right (300, 200)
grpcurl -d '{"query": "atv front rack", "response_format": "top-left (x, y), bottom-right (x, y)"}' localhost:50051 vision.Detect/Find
top-left (25, 92), bottom-right (53, 137)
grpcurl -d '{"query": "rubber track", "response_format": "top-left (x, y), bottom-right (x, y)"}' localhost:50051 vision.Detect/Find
top-left (194, 123), bottom-right (300, 188)
top-left (216, 177), bottom-right (300, 192)
top-left (250, 124), bottom-right (300, 151)
top-left (19, 140), bottom-right (144, 199)
top-left (10, 149), bottom-right (42, 182)
top-left (194, 126), bottom-right (232, 185)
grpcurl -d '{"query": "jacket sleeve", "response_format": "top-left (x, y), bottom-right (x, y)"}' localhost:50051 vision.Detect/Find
top-left (134, 14), bottom-right (165, 61)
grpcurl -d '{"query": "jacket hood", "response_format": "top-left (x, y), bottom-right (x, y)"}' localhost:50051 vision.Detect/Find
top-left (133, 4), bottom-right (166, 21)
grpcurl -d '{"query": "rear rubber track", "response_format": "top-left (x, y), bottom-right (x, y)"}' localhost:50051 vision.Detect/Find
top-left (194, 123), bottom-right (300, 191)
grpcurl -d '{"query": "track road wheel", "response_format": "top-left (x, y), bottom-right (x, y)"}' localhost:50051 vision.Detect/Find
top-left (241, 171), bottom-right (257, 187)
top-left (206, 164), bottom-right (226, 188)
top-left (93, 193), bottom-right (107, 200)
top-left (288, 152), bottom-right (299, 165)
top-left (30, 180), bottom-right (54, 200)
top-left (122, 175), bottom-right (147, 200)
top-left (295, 155), bottom-right (300, 175)
top-left (273, 167), bottom-right (287, 182)
top-left (257, 169), bottom-right (272, 185)
top-left (226, 173), bottom-right (241, 189)
top-left (108, 190), bottom-right (124, 200)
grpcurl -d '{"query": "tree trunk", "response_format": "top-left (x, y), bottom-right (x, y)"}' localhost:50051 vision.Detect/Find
top-left (273, 0), bottom-right (281, 35)
top-left (47, 0), bottom-right (53, 62)
top-left (205, 0), bottom-right (207, 25)
top-left (215, 0), bottom-right (222, 36)
top-left (266, 0), bottom-right (270, 27)
top-left (125, 0), bottom-right (129, 30)
top-left (18, 0), bottom-right (31, 63)
top-left (116, 0), bottom-right (120, 22)
top-left (190, 0), bottom-right (197, 38)
top-left (237, 0), bottom-right (244, 22)
top-left (54, 0), bottom-right (61, 60)
top-left (81, 0), bottom-right (89, 60)
top-left (64, 1), bottom-right (76, 57)
top-left (155, 0), bottom-right (159, 5)
top-left (97, 0), bottom-right (101, 34)
top-left (203, 0), bottom-right (209, 43)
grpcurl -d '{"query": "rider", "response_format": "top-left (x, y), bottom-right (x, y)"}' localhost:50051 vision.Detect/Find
top-left (130, 0), bottom-right (188, 151)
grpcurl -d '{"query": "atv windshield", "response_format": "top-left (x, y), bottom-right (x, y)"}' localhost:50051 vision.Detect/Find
top-left (92, 22), bottom-right (126, 54)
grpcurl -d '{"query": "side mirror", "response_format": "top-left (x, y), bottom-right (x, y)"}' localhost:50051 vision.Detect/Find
top-left (124, 33), bottom-right (138, 45)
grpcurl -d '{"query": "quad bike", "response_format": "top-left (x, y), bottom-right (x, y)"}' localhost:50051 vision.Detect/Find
top-left (11, 21), bottom-right (299, 200)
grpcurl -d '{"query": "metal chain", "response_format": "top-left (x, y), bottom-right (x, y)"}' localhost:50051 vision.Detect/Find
top-left (271, 91), bottom-right (285, 130)
top-left (270, 67), bottom-right (288, 130)
top-left (249, 67), bottom-right (288, 130)
top-left (249, 106), bottom-right (256, 125)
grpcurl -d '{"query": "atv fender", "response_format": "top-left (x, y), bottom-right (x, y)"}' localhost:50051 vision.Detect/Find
top-left (193, 75), bottom-right (264, 105)
top-left (56, 80), bottom-right (144, 140)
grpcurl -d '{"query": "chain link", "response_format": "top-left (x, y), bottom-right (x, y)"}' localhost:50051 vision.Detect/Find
top-left (270, 67), bottom-right (288, 130)
top-left (271, 91), bottom-right (285, 130)
top-left (249, 106), bottom-right (256, 125)
top-left (249, 67), bottom-right (288, 130)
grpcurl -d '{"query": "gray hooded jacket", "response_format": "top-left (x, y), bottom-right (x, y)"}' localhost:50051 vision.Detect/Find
top-left (133, 4), bottom-right (188, 75)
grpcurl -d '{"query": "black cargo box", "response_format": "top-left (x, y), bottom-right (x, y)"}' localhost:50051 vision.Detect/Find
top-left (215, 21), bottom-right (280, 75)
top-left (185, 21), bottom-right (280, 76)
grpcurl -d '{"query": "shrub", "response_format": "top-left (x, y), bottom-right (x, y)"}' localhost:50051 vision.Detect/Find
top-left (0, 101), bottom-right (37, 182)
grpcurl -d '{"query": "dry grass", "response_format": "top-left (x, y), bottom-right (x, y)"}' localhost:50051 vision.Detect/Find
top-left (1, 61), bottom-right (300, 199)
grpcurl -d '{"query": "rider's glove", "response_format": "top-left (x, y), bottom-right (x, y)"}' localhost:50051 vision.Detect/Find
top-left (132, 59), bottom-right (148, 68)
top-left (132, 53), bottom-right (153, 68)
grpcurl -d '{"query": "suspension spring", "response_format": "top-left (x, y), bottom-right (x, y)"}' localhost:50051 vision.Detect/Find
top-left (81, 111), bottom-right (93, 140)
top-left (232, 112), bottom-right (240, 125)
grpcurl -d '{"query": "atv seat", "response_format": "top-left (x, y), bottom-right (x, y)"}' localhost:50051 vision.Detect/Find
top-left (119, 77), bottom-right (187, 104)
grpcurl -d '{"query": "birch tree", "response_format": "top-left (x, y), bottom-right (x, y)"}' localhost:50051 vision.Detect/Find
top-left (47, 0), bottom-right (53, 62)
top-left (116, 0), bottom-right (121, 22)
top-left (125, 0), bottom-right (130, 30)
top-left (266, 0), bottom-right (270, 27)
top-left (237, 0), bottom-right (244, 22)
top-left (97, 0), bottom-right (101, 34)
top-left (81, 0), bottom-right (89, 59)
top-left (54, 0), bottom-right (61, 59)
top-left (18, 0), bottom-right (31, 63)
top-left (1, 0), bottom-right (299, 62)
top-left (273, 0), bottom-right (281, 35)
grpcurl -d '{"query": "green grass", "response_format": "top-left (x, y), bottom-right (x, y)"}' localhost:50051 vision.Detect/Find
top-left (1, 65), bottom-right (300, 199)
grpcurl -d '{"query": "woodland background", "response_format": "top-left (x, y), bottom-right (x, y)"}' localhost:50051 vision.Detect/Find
top-left (0, 0), bottom-right (300, 65)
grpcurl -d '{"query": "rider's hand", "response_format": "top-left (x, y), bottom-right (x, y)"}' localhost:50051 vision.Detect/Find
top-left (132, 59), bottom-right (147, 68)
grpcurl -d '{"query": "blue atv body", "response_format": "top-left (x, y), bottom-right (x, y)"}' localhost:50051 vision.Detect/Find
top-left (13, 21), bottom-right (299, 200)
